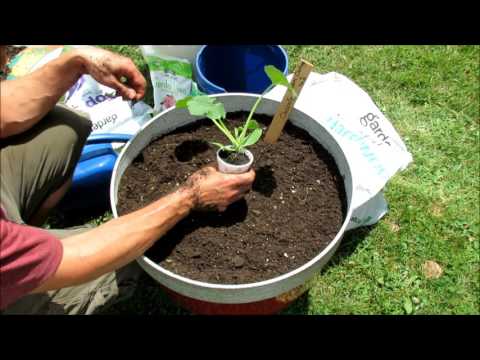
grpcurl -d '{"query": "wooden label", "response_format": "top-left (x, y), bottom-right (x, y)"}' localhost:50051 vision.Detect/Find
top-left (264, 59), bottom-right (314, 144)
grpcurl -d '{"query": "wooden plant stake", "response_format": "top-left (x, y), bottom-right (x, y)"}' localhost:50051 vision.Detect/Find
top-left (264, 59), bottom-right (314, 144)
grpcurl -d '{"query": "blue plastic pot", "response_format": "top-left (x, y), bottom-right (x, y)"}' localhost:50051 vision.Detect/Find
top-left (59, 133), bottom-right (132, 212)
top-left (194, 45), bottom-right (288, 94)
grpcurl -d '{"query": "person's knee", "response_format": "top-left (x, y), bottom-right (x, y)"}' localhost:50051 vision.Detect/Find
top-left (74, 115), bottom-right (92, 146)
top-left (46, 108), bottom-right (92, 179)
top-left (57, 111), bottom-right (92, 155)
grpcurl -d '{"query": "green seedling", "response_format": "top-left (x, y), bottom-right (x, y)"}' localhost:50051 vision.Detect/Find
top-left (176, 65), bottom-right (296, 154)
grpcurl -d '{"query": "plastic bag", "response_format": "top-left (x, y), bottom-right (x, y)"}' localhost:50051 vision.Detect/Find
top-left (62, 73), bottom-right (153, 135)
top-left (140, 45), bottom-right (202, 113)
top-left (265, 72), bottom-right (413, 230)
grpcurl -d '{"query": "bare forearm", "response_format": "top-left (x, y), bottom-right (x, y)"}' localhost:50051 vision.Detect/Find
top-left (33, 187), bottom-right (196, 292)
top-left (32, 166), bottom-right (255, 294)
top-left (0, 51), bottom-right (85, 138)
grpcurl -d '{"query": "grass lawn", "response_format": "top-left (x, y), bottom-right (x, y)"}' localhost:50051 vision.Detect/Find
top-left (69, 45), bottom-right (479, 315)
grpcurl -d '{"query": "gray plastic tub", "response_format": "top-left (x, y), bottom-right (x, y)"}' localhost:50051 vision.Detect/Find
top-left (110, 93), bottom-right (354, 305)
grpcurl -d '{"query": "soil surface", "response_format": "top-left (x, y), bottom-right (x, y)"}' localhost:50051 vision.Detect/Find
top-left (1, 46), bottom-right (26, 80)
top-left (219, 150), bottom-right (249, 165)
top-left (117, 112), bottom-right (347, 284)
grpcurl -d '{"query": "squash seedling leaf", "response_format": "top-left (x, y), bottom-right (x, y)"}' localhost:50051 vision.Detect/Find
top-left (246, 119), bottom-right (260, 130)
top-left (207, 102), bottom-right (226, 121)
top-left (264, 65), bottom-right (297, 98)
top-left (176, 96), bottom-right (193, 109)
top-left (243, 128), bottom-right (263, 147)
top-left (186, 96), bottom-right (224, 119)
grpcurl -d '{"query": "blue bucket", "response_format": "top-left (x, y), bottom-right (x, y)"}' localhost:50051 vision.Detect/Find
top-left (59, 133), bottom-right (132, 212)
top-left (194, 45), bottom-right (288, 94)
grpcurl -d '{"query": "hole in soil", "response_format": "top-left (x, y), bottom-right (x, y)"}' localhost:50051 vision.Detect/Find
top-left (174, 140), bottom-right (210, 162)
top-left (252, 165), bottom-right (277, 197)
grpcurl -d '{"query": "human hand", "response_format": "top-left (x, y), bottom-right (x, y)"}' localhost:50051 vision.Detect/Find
top-left (73, 46), bottom-right (147, 101)
top-left (183, 166), bottom-right (255, 212)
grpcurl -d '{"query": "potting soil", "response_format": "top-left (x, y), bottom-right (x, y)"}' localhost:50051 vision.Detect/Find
top-left (117, 112), bottom-right (347, 284)
top-left (219, 150), bottom-right (250, 165)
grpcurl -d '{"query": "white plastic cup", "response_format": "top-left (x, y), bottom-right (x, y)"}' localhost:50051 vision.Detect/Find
top-left (216, 149), bottom-right (254, 174)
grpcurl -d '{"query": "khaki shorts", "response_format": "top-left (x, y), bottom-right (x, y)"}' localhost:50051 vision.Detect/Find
top-left (1, 105), bottom-right (141, 314)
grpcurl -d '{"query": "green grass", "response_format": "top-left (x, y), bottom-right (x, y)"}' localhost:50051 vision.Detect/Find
top-left (71, 45), bottom-right (480, 315)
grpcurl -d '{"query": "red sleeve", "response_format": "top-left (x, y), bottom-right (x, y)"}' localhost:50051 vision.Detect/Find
top-left (0, 210), bottom-right (63, 310)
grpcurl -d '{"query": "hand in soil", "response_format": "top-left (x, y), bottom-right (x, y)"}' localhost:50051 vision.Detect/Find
top-left (73, 46), bottom-right (147, 100)
top-left (183, 166), bottom-right (255, 212)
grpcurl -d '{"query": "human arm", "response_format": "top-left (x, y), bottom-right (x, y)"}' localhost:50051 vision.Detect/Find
top-left (0, 46), bottom-right (146, 138)
top-left (31, 167), bottom-right (255, 293)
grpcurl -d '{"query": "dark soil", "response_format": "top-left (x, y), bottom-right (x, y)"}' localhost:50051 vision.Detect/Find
top-left (219, 150), bottom-right (250, 165)
top-left (0, 45), bottom-right (26, 80)
top-left (117, 111), bottom-right (347, 284)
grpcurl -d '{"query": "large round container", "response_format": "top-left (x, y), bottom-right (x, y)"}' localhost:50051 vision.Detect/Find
top-left (110, 94), bottom-right (355, 314)
top-left (194, 45), bottom-right (289, 94)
